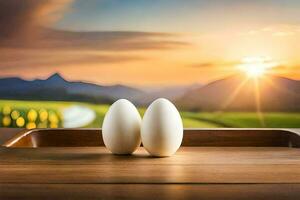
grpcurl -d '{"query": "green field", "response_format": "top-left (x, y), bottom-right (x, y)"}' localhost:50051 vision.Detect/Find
top-left (0, 100), bottom-right (299, 128)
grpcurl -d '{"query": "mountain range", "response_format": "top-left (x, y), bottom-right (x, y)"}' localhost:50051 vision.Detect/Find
top-left (0, 73), bottom-right (299, 111)
top-left (0, 73), bottom-right (143, 103)
top-left (135, 84), bottom-right (202, 105)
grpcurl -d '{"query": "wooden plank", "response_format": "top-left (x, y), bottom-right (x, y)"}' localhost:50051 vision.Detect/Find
top-left (1, 147), bottom-right (300, 184)
top-left (1, 184), bottom-right (300, 200)
top-left (1, 147), bottom-right (300, 165)
top-left (1, 163), bottom-right (300, 184)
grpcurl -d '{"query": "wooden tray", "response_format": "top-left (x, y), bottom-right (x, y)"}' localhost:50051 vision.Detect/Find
top-left (3, 128), bottom-right (300, 148)
top-left (1, 128), bottom-right (300, 199)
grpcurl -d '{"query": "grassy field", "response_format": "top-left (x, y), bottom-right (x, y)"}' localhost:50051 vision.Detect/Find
top-left (0, 100), bottom-right (299, 128)
top-left (181, 112), bottom-right (300, 128)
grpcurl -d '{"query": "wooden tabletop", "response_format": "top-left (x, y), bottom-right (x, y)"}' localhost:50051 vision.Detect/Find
top-left (1, 128), bottom-right (300, 199)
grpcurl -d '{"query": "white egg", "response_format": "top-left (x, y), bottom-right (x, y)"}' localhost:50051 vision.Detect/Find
top-left (102, 99), bottom-right (141, 155)
top-left (141, 98), bottom-right (183, 157)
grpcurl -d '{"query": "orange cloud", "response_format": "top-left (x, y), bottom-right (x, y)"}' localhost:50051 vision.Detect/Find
top-left (189, 61), bottom-right (241, 69)
top-left (0, 0), bottom-right (72, 39)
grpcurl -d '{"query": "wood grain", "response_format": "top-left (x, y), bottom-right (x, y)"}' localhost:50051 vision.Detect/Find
top-left (1, 147), bottom-right (300, 165)
top-left (1, 147), bottom-right (300, 184)
top-left (1, 184), bottom-right (300, 200)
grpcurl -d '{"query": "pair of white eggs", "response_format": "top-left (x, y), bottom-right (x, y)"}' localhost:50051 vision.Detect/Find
top-left (102, 98), bottom-right (183, 157)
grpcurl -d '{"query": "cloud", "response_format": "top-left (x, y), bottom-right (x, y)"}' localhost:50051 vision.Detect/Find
top-left (0, 29), bottom-right (188, 51)
top-left (0, 28), bottom-right (189, 75)
top-left (0, 48), bottom-right (144, 70)
top-left (189, 61), bottom-right (241, 69)
top-left (0, 0), bottom-right (72, 39)
top-left (238, 24), bottom-right (300, 37)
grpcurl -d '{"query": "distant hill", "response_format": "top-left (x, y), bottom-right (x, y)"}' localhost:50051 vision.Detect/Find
top-left (136, 84), bottom-right (202, 105)
top-left (176, 74), bottom-right (300, 111)
top-left (0, 73), bottom-right (144, 104)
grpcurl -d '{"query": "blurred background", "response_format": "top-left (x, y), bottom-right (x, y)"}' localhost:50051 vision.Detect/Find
top-left (0, 0), bottom-right (299, 129)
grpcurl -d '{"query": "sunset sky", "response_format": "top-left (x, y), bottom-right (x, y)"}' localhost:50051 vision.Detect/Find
top-left (0, 0), bottom-right (300, 86)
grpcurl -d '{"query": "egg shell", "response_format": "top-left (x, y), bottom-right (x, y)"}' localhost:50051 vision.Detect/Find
top-left (102, 99), bottom-right (141, 155)
top-left (141, 98), bottom-right (183, 157)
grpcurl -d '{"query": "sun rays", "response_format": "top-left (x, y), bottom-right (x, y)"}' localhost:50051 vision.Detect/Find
top-left (216, 56), bottom-right (283, 127)
top-left (218, 76), bottom-right (266, 127)
top-left (220, 77), bottom-right (250, 111)
top-left (253, 78), bottom-right (266, 127)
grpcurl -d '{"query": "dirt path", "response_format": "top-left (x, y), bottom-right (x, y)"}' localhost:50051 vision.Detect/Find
top-left (62, 105), bottom-right (96, 128)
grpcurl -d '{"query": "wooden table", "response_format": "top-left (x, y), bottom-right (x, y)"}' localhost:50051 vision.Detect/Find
top-left (0, 128), bottom-right (300, 199)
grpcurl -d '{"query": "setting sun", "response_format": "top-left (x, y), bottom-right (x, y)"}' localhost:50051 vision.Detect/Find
top-left (238, 57), bottom-right (278, 78)
top-left (244, 65), bottom-right (266, 77)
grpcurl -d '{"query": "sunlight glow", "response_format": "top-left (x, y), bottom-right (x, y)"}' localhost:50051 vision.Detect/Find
top-left (221, 78), bottom-right (250, 110)
top-left (238, 56), bottom-right (278, 78)
top-left (253, 78), bottom-right (266, 127)
top-left (246, 66), bottom-right (266, 77)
